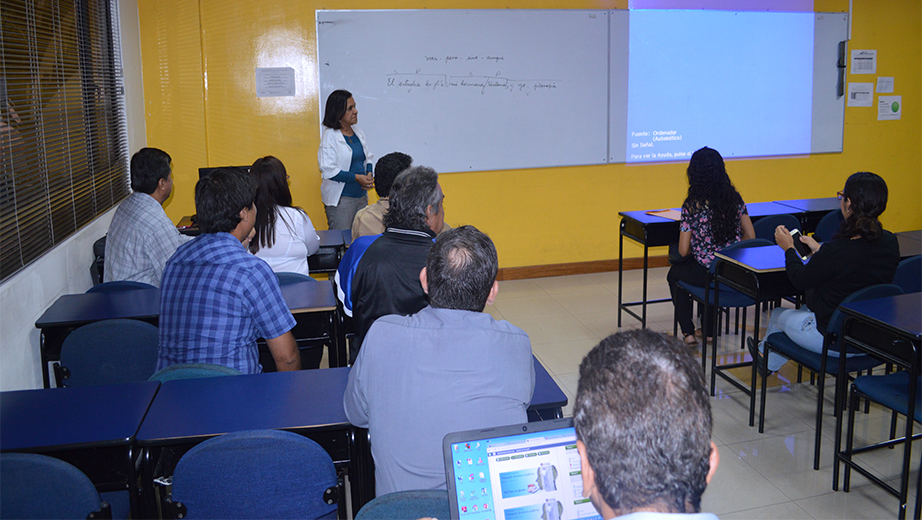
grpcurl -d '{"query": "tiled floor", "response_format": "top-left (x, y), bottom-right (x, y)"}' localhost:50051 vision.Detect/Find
top-left (488, 267), bottom-right (919, 519)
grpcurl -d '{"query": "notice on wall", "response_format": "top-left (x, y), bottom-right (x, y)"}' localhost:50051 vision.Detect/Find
top-left (846, 83), bottom-right (873, 107)
top-left (850, 50), bottom-right (876, 75)
top-left (255, 67), bottom-right (295, 98)
top-left (877, 95), bottom-right (901, 121)
top-left (875, 77), bottom-right (894, 93)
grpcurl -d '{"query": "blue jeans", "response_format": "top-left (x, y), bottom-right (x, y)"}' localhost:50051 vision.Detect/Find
top-left (757, 306), bottom-right (855, 372)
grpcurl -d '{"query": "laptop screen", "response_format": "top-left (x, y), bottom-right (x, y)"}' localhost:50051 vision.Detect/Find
top-left (443, 418), bottom-right (602, 520)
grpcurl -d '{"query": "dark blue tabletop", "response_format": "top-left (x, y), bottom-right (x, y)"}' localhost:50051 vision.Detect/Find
top-left (342, 229), bottom-right (354, 248)
top-left (618, 209), bottom-right (681, 225)
top-left (530, 356), bottom-right (567, 412)
top-left (136, 368), bottom-right (351, 445)
top-left (746, 201), bottom-right (803, 218)
top-left (1, 381), bottom-right (160, 451)
top-left (896, 230), bottom-right (922, 242)
top-left (839, 292), bottom-right (922, 340)
top-left (774, 197), bottom-right (840, 213)
top-left (35, 288), bottom-right (160, 329)
top-left (715, 245), bottom-right (789, 273)
top-left (317, 229), bottom-right (345, 248)
top-left (280, 280), bottom-right (337, 313)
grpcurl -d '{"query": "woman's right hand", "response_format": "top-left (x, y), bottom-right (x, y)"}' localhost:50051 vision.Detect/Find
top-left (800, 234), bottom-right (821, 254)
top-left (354, 173), bottom-right (375, 190)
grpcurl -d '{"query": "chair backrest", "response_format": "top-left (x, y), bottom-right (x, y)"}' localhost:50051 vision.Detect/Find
top-left (827, 283), bottom-right (905, 353)
top-left (59, 319), bottom-right (160, 387)
top-left (752, 214), bottom-right (802, 243)
top-left (0, 452), bottom-right (110, 519)
top-left (86, 280), bottom-right (157, 293)
top-left (812, 209), bottom-right (844, 242)
top-left (148, 363), bottom-right (242, 382)
top-left (170, 429), bottom-right (338, 519)
top-left (275, 272), bottom-right (316, 285)
top-left (709, 238), bottom-right (774, 274)
top-left (355, 490), bottom-right (451, 520)
top-left (893, 255), bottom-right (921, 294)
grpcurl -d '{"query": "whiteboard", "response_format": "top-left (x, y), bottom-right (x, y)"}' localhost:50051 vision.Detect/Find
top-left (317, 10), bottom-right (610, 173)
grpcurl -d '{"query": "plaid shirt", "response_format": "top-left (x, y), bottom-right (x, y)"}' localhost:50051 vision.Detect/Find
top-left (104, 192), bottom-right (192, 287)
top-left (157, 232), bottom-right (296, 373)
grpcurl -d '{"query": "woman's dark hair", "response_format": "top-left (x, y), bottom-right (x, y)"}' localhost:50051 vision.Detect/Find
top-left (249, 156), bottom-right (299, 253)
top-left (683, 147), bottom-right (744, 246)
top-left (321, 90), bottom-right (352, 130)
top-left (834, 172), bottom-right (887, 241)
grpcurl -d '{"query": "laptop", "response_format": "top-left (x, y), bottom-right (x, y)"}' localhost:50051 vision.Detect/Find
top-left (443, 418), bottom-right (602, 520)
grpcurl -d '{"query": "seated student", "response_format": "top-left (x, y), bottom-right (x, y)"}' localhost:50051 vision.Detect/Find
top-left (575, 329), bottom-right (719, 519)
top-left (352, 151), bottom-right (452, 241)
top-left (157, 168), bottom-right (300, 374)
top-left (749, 171), bottom-right (900, 375)
top-left (104, 147), bottom-right (192, 287)
top-left (350, 165), bottom-right (446, 358)
top-left (248, 156), bottom-right (320, 275)
top-left (344, 225), bottom-right (534, 495)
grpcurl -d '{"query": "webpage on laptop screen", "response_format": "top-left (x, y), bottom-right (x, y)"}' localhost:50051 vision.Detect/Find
top-left (450, 427), bottom-right (602, 520)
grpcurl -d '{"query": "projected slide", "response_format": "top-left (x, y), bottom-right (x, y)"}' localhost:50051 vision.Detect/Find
top-left (626, 10), bottom-right (815, 163)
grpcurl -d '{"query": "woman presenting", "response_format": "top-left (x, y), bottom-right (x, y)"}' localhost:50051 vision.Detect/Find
top-left (318, 90), bottom-right (375, 230)
top-left (749, 172), bottom-right (900, 375)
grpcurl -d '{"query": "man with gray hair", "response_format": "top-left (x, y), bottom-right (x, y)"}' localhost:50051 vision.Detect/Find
top-left (574, 329), bottom-right (719, 519)
top-left (350, 165), bottom-right (446, 359)
top-left (345, 225), bottom-right (534, 495)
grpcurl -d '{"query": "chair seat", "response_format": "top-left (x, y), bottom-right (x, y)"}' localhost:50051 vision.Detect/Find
top-left (765, 332), bottom-right (884, 375)
top-left (854, 372), bottom-right (922, 423)
top-left (678, 281), bottom-right (756, 308)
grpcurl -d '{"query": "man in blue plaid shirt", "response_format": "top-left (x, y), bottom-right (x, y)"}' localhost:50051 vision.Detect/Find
top-left (157, 168), bottom-right (300, 374)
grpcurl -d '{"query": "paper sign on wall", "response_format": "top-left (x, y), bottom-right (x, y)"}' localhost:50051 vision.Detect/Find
top-left (850, 50), bottom-right (876, 75)
top-left (877, 96), bottom-right (901, 121)
top-left (846, 83), bottom-right (873, 107)
top-left (256, 67), bottom-right (295, 98)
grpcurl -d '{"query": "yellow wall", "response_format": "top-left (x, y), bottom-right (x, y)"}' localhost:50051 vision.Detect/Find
top-left (138, 0), bottom-right (921, 269)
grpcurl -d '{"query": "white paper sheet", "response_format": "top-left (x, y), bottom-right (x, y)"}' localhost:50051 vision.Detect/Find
top-left (877, 95), bottom-right (901, 121)
top-left (875, 77), bottom-right (894, 93)
top-left (846, 83), bottom-right (873, 107)
top-left (255, 67), bottom-right (295, 98)
top-left (850, 49), bottom-right (877, 75)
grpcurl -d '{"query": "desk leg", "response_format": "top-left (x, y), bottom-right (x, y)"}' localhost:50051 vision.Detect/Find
top-left (753, 286), bottom-right (763, 430)
top-left (618, 225), bottom-right (624, 328)
top-left (641, 243), bottom-right (649, 328)
top-left (349, 427), bottom-right (373, 514)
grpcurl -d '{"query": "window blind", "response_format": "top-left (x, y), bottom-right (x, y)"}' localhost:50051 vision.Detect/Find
top-left (1, 0), bottom-right (129, 281)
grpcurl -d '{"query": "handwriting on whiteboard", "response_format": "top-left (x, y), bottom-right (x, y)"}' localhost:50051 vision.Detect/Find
top-left (386, 71), bottom-right (560, 95)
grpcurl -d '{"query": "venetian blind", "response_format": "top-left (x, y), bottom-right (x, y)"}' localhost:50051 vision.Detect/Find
top-left (1, 0), bottom-right (129, 281)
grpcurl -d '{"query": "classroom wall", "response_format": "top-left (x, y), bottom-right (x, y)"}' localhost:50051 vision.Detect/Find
top-left (0, 0), bottom-right (147, 391)
top-left (137, 0), bottom-right (920, 270)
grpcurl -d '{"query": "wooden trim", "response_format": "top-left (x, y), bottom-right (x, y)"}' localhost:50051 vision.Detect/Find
top-left (496, 256), bottom-right (670, 281)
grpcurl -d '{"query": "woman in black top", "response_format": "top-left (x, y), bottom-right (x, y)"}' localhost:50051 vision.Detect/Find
top-left (751, 172), bottom-right (900, 373)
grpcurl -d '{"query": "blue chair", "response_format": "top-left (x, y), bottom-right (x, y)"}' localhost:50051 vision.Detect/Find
top-left (355, 490), bottom-right (451, 520)
top-left (812, 209), bottom-right (844, 242)
top-left (275, 271), bottom-right (316, 285)
top-left (148, 363), bottom-right (242, 382)
top-left (752, 214), bottom-right (802, 244)
top-left (675, 238), bottom-right (773, 393)
top-left (759, 283), bottom-right (905, 467)
top-left (893, 255), bottom-right (921, 294)
top-left (86, 280), bottom-right (157, 293)
top-left (843, 371), bottom-right (921, 519)
top-left (0, 452), bottom-right (112, 519)
top-left (165, 430), bottom-right (340, 519)
top-left (57, 319), bottom-right (160, 387)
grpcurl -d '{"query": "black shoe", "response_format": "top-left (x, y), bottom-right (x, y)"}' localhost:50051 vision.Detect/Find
top-left (747, 336), bottom-right (773, 378)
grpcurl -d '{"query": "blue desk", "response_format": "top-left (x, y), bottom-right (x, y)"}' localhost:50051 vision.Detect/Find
top-left (896, 231), bottom-right (922, 260)
top-left (713, 245), bottom-right (801, 430)
top-left (529, 356), bottom-right (568, 420)
top-left (746, 201), bottom-right (802, 219)
top-left (618, 209), bottom-right (680, 328)
top-left (0, 381), bottom-right (160, 517)
top-left (136, 368), bottom-right (363, 517)
top-left (775, 197), bottom-right (840, 231)
top-left (836, 292), bottom-right (922, 517)
top-left (34, 288), bottom-right (160, 388)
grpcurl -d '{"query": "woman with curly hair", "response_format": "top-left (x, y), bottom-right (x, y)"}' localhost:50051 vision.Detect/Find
top-left (749, 171), bottom-right (899, 375)
top-left (249, 156), bottom-right (320, 275)
top-left (668, 147), bottom-right (755, 346)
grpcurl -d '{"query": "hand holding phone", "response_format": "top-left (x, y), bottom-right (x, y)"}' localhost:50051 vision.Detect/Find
top-left (788, 228), bottom-right (812, 260)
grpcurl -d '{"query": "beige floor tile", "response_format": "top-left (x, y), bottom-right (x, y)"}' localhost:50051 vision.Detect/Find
top-left (513, 314), bottom-right (599, 346)
top-left (700, 446), bottom-right (791, 515)
top-left (720, 501), bottom-right (815, 520)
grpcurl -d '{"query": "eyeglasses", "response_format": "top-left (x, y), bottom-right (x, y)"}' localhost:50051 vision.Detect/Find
top-left (836, 190), bottom-right (845, 200)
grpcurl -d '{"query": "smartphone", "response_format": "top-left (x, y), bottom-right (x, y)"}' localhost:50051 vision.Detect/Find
top-left (789, 228), bottom-right (812, 260)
